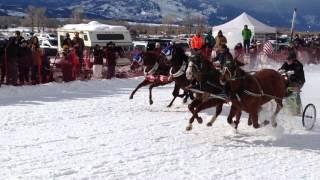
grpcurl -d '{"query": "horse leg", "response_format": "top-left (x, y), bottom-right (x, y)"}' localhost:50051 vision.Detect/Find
top-left (194, 99), bottom-right (223, 124)
top-left (207, 103), bottom-right (223, 127)
top-left (189, 91), bottom-right (195, 100)
top-left (234, 109), bottom-right (242, 129)
top-left (182, 90), bottom-right (195, 103)
top-left (187, 99), bottom-right (217, 130)
top-left (248, 114), bottom-right (252, 126)
top-left (183, 90), bottom-right (189, 103)
top-left (129, 79), bottom-right (151, 99)
top-left (186, 98), bottom-right (202, 131)
top-left (167, 96), bottom-right (177, 108)
top-left (167, 84), bottom-right (180, 107)
top-left (271, 99), bottom-right (283, 127)
top-left (227, 105), bottom-right (239, 129)
top-left (149, 83), bottom-right (160, 105)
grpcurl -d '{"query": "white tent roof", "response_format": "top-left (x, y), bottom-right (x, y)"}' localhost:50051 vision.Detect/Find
top-left (212, 12), bottom-right (276, 33)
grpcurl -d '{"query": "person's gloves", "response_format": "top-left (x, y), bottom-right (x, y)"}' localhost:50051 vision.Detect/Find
top-left (287, 70), bottom-right (295, 75)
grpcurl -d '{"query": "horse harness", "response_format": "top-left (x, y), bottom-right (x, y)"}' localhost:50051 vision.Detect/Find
top-left (222, 67), bottom-right (283, 108)
top-left (187, 61), bottom-right (227, 101)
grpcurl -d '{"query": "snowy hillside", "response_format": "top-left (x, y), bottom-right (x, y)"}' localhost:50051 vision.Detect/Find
top-left (1, 0), bottom-right (320, 30)
top-left (0, 64), bottom-right (320, 179)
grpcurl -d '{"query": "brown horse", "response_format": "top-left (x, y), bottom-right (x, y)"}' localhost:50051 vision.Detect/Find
top-left (129, 51), bottom-right (172, 105)
top-left (220, 61), bottom-right (287, 129)
top-left (184, 53), bottom-right (230, 131)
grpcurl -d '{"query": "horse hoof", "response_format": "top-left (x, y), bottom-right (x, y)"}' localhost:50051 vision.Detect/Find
top-left (272, 122), bottom-right (277, 128)
top-left (183, 99), bottom-right (188, 104)
top-left (129, 96), bottom-right (133, 99)
top-left (149, 101), bottom-right (153, 105)
top-left (207, 122), bottom-right (212, 127)
top-left (186, 126), bottom-right (192, 131)
top-left (234, 121), bottom-right (239, 129)
top-left (263, 120), bottom-right (270, 126)
top-left (197, 118), bottom-right (203, 124)
top-left (167, 105), bottom-right (172, 108)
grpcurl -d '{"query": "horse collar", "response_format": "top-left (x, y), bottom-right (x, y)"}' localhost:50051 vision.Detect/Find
top-left (170, 61), bottom-right (187, 78)
top-left (144, 62), bottom-right (159, 76)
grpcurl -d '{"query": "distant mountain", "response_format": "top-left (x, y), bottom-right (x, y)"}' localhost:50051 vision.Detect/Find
top-left (0, 0), bottom-right (319, 31)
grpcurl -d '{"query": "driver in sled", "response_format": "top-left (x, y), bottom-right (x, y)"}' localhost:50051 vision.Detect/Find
top-left (278, 52), bottom-right (306, 115)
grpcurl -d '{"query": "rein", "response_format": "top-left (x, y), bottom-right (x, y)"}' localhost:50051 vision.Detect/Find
top-left (188, 88), bottom-right (227, 101)
top-left (206, 81), bottom-right (223, 90)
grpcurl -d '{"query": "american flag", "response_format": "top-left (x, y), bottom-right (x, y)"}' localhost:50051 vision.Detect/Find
top-left (263, 40), bottom-right (274, 58)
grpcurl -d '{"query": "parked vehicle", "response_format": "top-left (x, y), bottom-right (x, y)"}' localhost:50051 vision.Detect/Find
top-left (175, 40), bottom-right (191, 56)
top-left (146, 38), bottom-right (172, 51)
top-left (269, 35), bottom-right (290, 51)
top-left (132, 41), bottom-right (148, 51)
top-left (34, 33), bottom-right (57, 40)
top-left (57, 21), bottom-right (132, 65)
top-left (39, 39), bottom-right (58, 56)
top-left (57, 21), bottom-right (132, 50)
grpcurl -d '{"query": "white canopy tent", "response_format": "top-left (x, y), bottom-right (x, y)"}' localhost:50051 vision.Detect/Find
top-left (212, 12), bottom-right (277, 48)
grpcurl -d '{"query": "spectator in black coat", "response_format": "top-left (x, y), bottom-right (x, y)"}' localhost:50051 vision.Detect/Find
top-left (92, 44), bottom-right (104, 79)
top-left (18, 39), bottom-right (32, 85)
top-left (104, 42), bottom-right (118, 79)
top-left (62, 33), bottom-right (72, 48)
top-left (6, 31), bottom-right (24, 85)
top-left (0, 39), bottom-right (7, 85)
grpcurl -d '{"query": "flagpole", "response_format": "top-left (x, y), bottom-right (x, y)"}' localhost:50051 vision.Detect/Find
top-left (290, 8), bottom-right (297, 42)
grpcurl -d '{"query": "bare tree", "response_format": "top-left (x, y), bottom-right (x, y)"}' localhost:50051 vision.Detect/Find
top-left (194, 14), bottom-right (208, 33)
top-left (182, 14), bottom-right (208, 34)
top-left (27, 6), bottom-right (36, 32)
top-left (45, 18), bottom-right (62, 28)
top-left (35, 7), bottom-right (47, 32)
top-left (71, 7), bottom-right (84, 23)
top-left (182, 15), bottom-right (194, 34)
top-left (162, 14), bottom-right (176, 34)
top-left (21, 6), bottom-right (48, 32)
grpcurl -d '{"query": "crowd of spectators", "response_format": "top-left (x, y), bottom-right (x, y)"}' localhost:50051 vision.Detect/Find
top-left (0, 31), bottom-right (124, 87)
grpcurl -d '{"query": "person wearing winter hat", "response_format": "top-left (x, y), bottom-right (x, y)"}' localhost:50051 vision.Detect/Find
top-left (279, 52), bottom-right (305, 115)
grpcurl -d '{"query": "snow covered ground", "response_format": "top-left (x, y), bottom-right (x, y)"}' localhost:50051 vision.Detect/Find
top-left (0, 65), bottom-right (320, 179)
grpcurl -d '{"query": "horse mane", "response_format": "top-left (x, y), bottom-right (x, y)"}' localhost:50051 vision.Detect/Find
top-left (142, 51), bottom-right (159, 65)
top-left (143, 51), bottom-right (159, 58)
top-left (173, 45), bottom-right (188, 62)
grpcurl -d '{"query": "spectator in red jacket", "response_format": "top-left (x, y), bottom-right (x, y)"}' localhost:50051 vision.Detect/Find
top-left (191, 31), bottom-right (204, 51)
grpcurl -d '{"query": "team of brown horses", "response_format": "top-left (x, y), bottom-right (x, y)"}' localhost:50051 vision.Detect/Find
top-left (130, 45), bottom-right (289, 131)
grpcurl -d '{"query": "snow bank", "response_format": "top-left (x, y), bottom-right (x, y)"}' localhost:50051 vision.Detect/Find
top-left (0, 68), bottom-right (319, 179)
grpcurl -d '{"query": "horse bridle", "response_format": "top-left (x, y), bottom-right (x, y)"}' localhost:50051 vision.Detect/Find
top-left (221, 67), bottom-right (283, 100)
